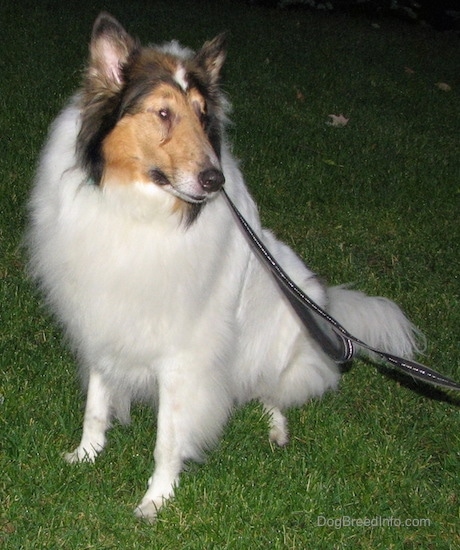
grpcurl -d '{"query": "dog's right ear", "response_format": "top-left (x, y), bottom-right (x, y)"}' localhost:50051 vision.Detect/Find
top-left (86, 12), bottom-right (137, 93)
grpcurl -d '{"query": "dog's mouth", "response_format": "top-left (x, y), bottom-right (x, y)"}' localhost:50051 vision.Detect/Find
top-left (149, 168), bottom-right (223, 204)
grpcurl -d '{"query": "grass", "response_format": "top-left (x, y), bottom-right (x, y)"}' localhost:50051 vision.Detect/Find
top-left (1, 1), bottom-right (459, 548)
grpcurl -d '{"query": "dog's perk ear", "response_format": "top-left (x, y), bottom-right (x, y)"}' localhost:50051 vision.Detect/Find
top-left (87, 12), bottom-right (137, 92)
top-left (194, 33), bottom-right (227, 86)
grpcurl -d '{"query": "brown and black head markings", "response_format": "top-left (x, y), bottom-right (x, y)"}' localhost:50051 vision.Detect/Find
top-left (77, 12), bottom-right (228, 224)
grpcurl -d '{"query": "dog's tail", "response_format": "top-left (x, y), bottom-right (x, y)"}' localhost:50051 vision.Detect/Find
top-left (327, 286), bottom-right (424, 360)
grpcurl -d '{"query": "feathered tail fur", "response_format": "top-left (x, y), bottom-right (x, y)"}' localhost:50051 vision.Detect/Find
top-left (327, 286), bottom-right (423, 360)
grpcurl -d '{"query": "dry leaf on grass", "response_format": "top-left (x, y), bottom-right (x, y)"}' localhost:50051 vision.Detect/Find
top-left (435, 82), bottom-right (452, 92)
top-left (326, 114), bottom-right (349, 127)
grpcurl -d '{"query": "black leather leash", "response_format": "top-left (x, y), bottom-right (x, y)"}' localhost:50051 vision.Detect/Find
top-left (222, 189), bottom-right (460, 391)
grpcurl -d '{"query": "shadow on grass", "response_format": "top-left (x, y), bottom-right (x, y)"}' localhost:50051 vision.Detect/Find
top-left (340, 361), bottom-right (460, 406)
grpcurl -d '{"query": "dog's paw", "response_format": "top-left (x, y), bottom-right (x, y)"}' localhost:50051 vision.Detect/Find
top-left (64, 445), bottom-right (100, 464)
top-left (269, 425), bottom-right (289, 447)
top-left (266, 407), bottom-right (289, 447)
top-left (134, 498), bottom-right (162, 523)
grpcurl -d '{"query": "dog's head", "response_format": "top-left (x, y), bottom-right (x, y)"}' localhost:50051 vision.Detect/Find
top-left (77, 13), bottom-right (228, 224)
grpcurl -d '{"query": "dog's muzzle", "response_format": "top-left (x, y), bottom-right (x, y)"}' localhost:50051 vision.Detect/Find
top-left (149, 167), bottom-right (225, 204)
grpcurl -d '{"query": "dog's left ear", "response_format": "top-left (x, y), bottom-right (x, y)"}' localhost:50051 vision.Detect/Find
top-left (194, 33), bottom-right (227, 85)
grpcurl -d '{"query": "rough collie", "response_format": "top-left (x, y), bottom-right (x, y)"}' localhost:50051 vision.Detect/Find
top-left (27, 13), bottom-right (420, 521)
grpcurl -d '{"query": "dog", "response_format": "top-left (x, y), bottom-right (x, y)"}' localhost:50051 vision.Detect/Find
top-left (27, 13), bottom-right (420, 521)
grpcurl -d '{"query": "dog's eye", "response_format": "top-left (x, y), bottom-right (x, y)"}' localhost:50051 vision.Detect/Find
top-left (158, 108), bottom-right (171, 121)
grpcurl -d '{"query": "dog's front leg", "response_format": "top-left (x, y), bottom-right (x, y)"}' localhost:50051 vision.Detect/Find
top-left (64, 371), bottom-right (111, 463)
top-left (134, 353), bottom-right (232, 522)
top-left (134, 381), bottom-right (184, 523)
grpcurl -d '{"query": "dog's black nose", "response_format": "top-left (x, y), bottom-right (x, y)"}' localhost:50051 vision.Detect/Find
top-left (198, 168), bottom-right (225, 192)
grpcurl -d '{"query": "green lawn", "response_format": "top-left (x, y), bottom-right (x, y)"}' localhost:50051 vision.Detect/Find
top-left (1, 1), bottom-right (459, 548)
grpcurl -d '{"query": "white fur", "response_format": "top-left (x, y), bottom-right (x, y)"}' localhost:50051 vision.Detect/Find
top-left (27, 93), bottom-right (420, 521)
top-left (173, 64), bottom-right (189, 92)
